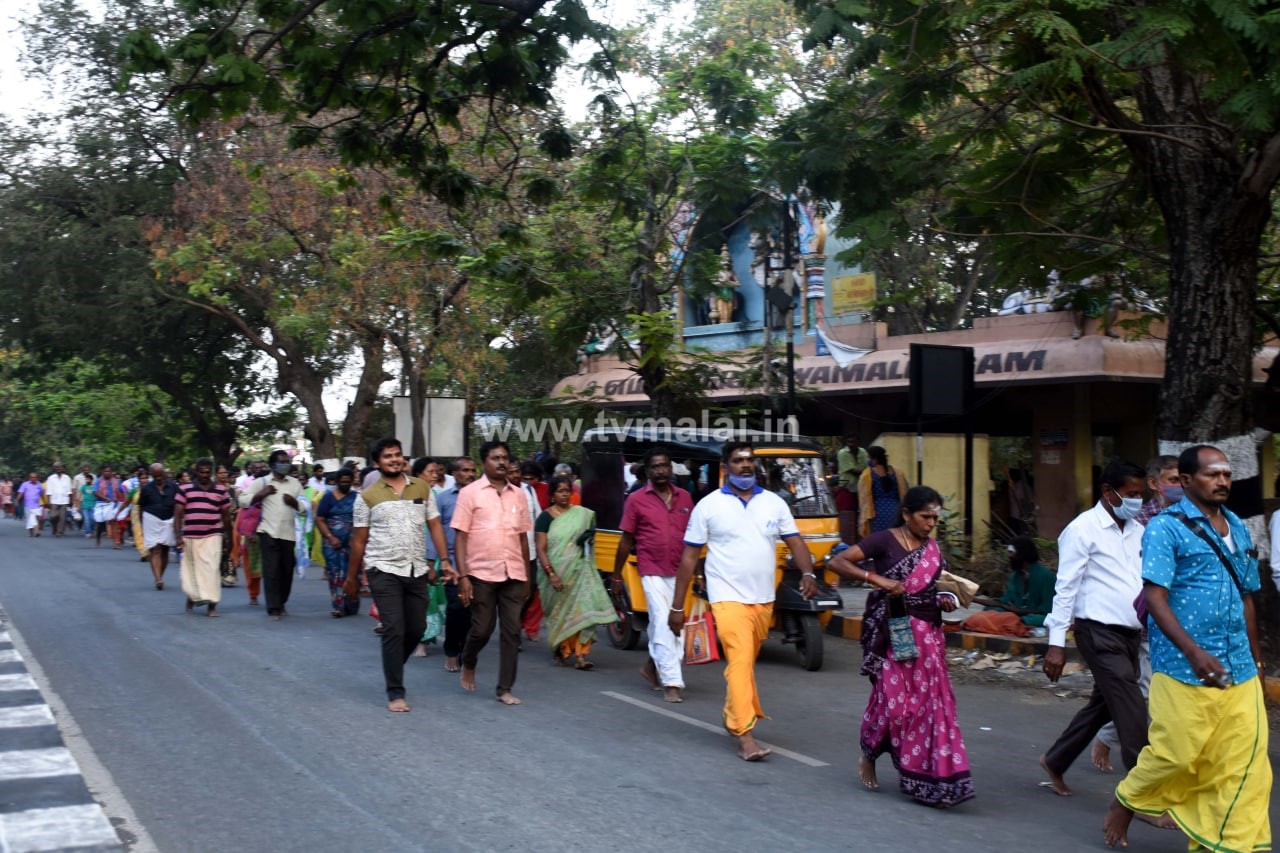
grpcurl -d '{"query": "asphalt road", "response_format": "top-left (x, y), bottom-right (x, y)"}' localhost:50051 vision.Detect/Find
top-left (0, 519), bottom-right (1274, 853)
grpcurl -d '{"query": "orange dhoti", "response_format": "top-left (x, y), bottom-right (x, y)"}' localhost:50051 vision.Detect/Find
top-left (710, 601), bottom-right (773, 736)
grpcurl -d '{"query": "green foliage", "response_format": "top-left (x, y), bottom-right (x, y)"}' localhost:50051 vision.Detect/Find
top-left (789, 0), bottom-right (1280, 438)
top-left (129, 0), bottom-right (606, 206)
top-left (0, 352), bottom-right (201, 472)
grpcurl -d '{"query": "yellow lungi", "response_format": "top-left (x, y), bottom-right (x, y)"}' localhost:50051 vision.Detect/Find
top-left (1116, 672), bottom-right (1271, 853)
top-left (710, 601), bottom-right (773, 736)
top-left (180, 535), bottom-right (224, 605)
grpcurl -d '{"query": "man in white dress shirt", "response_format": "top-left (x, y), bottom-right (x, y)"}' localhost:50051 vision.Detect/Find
top-left (43, 463), bottom-right (74, 537)
top-left (1039, 460), bottom-right (1148, 796)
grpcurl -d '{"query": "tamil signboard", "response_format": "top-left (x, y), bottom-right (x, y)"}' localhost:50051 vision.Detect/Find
top-left (830, 272), bottom-right (877, 314)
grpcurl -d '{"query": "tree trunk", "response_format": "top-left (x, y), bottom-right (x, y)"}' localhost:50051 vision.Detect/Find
top-left (339, 334), bottom-right (390, 458)
top-left (279, 364), bottom-right (336, 459)
top-left (1137, 71), bottom-right (1275, 442)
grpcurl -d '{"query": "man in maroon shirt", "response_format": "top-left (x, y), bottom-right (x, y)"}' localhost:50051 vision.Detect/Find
top-left (613, 447), bottom-right (694, 703)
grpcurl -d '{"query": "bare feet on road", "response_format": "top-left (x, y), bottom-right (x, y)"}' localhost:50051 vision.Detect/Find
top-left (496, 692), bottom-right (521, 705)
top-left (859, 756), bottom-right (879, 789)
top-left (1103, 796), bottom-right (1134, 848)
top-left (735, 732), bottom-right (772, 762)
top-left (459, 668), bottom-right (476, 692)
top-left (1092, 739), bottom-right (1113, 773)
top-left (387, 698), bottom-right (411, 713)
top-left (639, 659), bottom-right (660, 690)
top-left (663, 686), bottom-right (683, 703)
top-left (1040, 755), bottom-right (1072, 796)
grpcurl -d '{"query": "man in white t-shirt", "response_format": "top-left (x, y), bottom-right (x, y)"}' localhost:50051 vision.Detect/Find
top-left (44, 463), bottom-right (74, 537)
top-left (669, 441), bottom-right (818, 762)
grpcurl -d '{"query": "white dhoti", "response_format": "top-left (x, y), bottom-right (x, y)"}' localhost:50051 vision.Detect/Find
top-left (93, 503), bottom-right (118, 524)
top-left (641, 574), bottom-right (685, 688)
top-left (180, 535), bottom-right (223, 605)
top-left (24, 506), bottom-right (41, 530)
top-left (142, 513), bottom-right (176, 549)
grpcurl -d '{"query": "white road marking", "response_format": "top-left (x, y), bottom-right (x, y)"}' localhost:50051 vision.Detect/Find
top-left (0, 704), bottom-right (55, 729)
top-left (602, 691), bottom-right (830, 767)
top-left (0, 631), bottom-right (10, 643)
top-left (6, 615), bottom-right (153, 851)
top-left (0, 648), bottom-right (20, 663)
top-left (0, 747), bottom-right (79, 781)
top-left (0, 673), bottom-right (37, 692)
top-left (0, 804), bottom-right (121, 852)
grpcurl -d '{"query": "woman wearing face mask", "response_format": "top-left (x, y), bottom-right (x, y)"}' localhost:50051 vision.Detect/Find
top-left (316, 470), bottom-right (360, 617)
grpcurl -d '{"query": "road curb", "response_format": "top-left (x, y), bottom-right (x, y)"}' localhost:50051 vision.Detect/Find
top-left (0, 610), bottom-right (124, 851)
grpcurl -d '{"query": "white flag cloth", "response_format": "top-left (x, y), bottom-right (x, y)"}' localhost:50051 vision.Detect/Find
top-left (816, 325), bottom-right (873, 367)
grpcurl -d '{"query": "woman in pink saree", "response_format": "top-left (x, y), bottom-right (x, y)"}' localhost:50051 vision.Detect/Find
top-left (827, 486), bottom-right (975, 808)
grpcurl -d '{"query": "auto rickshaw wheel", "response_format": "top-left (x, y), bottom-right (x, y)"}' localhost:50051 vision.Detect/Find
top-left (795, 613), bottom-right (824, 671)
top-left (607, 586), bottom-right (642, 650)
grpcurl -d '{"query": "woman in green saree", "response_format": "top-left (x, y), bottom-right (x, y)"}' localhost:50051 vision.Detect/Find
top-left (535, 476), bottom-right (616, 670)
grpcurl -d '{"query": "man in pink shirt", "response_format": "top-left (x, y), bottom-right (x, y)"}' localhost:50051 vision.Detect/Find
top-left (453, 440), bottom-right (532, 705)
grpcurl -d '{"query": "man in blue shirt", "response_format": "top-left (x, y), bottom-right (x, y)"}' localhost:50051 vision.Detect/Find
top-left (426, 457), bottom-right (477, 673)
top-left (1104, 444), bottom-right (1270, 851)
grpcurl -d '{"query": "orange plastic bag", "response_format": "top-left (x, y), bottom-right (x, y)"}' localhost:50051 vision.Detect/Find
top-left (683, 598), bottom-right (720, 665)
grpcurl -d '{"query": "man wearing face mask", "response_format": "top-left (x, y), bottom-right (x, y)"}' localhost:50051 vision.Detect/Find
top-left (1090, 455), bottom-right (1179, 773)
top-left (668, 441), bottom-right (820, 762)
top-left (1039, 460), bottom-right (1149, 797)
top-left (1135, 455), bottom-right (1180, 526)
top-left (240, 449), bottom-right (304, 620)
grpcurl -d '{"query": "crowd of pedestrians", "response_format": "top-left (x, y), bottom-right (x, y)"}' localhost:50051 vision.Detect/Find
top-left (3, 437), bottom-right (1271, 850)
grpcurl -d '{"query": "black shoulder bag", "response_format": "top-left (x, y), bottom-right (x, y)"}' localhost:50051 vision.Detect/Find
top-left (1166, 511), bottom-right (1250, 601)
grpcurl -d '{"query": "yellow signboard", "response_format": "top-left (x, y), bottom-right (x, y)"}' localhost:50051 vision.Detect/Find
top-left (831, 273), bottom-right (877, 314)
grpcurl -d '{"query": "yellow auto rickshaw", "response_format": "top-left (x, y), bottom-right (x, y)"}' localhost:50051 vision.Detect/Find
top-left (582, 426), bottom-right (844, 670)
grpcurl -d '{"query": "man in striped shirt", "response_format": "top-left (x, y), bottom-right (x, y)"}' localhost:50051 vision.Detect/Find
top-left (174, 458), bottom-right (232, 617)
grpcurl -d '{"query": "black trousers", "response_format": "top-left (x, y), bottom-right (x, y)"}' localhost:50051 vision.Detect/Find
top-left (443, 582), bottom-right (472, 658)
top-left (368, 569), bottom-right (430, 701)
top-left (460, 577), bottom-right (527, 696)
top-left (1044, 619), bottom-right (1148, 774)
top-left (258, 534), bottom-right (296, 616)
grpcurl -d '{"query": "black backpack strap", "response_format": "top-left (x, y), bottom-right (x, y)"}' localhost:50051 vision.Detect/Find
top-left (1166, 511), bottom-right (1248, 601)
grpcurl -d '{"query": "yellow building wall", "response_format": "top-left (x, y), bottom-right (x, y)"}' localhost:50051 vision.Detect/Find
top-left (873, 433), bottom-right (991, 554)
